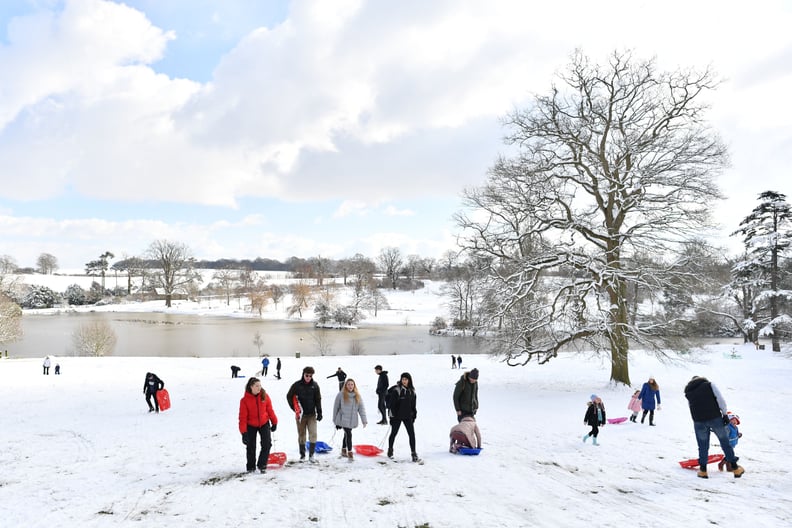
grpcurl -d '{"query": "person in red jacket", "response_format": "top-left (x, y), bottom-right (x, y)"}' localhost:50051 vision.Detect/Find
top-left (239, 377), bottom-right (278, 473)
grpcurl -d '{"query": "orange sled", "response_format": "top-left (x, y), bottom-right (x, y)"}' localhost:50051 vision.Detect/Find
top-left (679, 454), bottom-right (724, 469)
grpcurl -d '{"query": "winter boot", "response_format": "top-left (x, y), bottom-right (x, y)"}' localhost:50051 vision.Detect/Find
top-left (411, 452), bottom-right (420, 462)
top-left (697, 467), bottom-right (708, 479)
top-left (341, 448), bottom-right (348, 458)
top-left (641, 411), bottom-right (647, 424)
top-left (308, 442), bottom-right (317, 464)
top-left (592, 436), bottom-right (599, 446)
top-left (348, 450), bottom-right (354, 461)
top-left (732, 465), bottom-right (745, 478)
top-left (299, 444), bottom-right (306, 462)
top-left (582, 434), bottom-right (589, 443)
top-left (387, 447), bottom-right (394, 459)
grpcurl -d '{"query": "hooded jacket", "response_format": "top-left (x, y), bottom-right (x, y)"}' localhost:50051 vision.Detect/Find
top-left (449, 416), bottom-right (482, 448)
top-left (376, 370), bottom-right (389, 396)
top-left (287, 378), bottom-right (322, 417)
top-left (143, 373), bottom-right (164, 394)
top-left (584, 401), bottom-right (606, 426)
top-left (386, 373), bottom-right (417, 421)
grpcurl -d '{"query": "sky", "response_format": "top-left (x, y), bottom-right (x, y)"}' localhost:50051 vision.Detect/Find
top-left (1, 0), bottom-right (791, 269)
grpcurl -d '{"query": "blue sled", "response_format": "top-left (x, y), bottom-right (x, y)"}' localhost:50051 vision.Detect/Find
top-left (306, 441), bottom-right (333, 453)
top-left (457, 447), bottom-right (482, 456)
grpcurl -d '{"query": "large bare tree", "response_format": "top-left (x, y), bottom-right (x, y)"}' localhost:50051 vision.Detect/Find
top-left (456, 50), bottom-right (728, 385)
top-left (145, 240), bottom-right (201, 308)
top-left (36, 253), bottom-right (58, 275)
top-left (378, 247), bottom-right (403, 290)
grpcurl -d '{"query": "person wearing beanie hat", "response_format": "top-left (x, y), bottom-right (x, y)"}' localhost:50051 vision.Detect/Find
top-left (453, 369), bottom-right (479, 423)
top-left (583, 395), bottom-right (606, 445)
top-left (385, 372), bottom-right (420, 462)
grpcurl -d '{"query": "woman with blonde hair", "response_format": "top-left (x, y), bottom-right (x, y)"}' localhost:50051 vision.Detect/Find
top-left (333, 379), bottom-right (368, 459)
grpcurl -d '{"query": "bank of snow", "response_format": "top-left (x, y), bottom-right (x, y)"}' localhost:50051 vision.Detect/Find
top-left (1, 342), bottom-right (789, 528)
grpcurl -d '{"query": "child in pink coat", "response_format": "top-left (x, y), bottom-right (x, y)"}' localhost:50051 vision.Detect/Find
top-left (627, 390), bottom-right (642, 422)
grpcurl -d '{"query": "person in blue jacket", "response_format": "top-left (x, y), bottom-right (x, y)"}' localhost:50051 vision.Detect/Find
top-left (638, 377), bottom-right (661, 426)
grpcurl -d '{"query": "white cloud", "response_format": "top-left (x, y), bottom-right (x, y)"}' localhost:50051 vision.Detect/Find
top-left (382, 205), bottom-right (414, 217)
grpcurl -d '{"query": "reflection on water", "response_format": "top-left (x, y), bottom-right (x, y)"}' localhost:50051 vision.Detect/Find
top-left (12, 312), bottom-right (486, 358)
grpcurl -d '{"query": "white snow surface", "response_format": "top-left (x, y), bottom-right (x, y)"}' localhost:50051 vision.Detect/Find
top-left (2, 278), bottom-right (791, 527)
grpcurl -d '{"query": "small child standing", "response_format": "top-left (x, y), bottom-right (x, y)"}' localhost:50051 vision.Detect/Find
top-left (627, 390), bottom-right (641, 422)
top-left (718, 412), bottom-right (742, 471)
top-left (583, 395), bottom-right (606, 446)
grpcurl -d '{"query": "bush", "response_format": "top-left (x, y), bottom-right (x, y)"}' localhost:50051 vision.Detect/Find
top-left (21, 285), bottom-right (60, 309)
top-left (64, 284), bottom-right (87, 306)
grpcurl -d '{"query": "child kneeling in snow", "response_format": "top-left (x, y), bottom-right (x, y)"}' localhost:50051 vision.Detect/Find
top-left (449, 416), bottom-right (482, 453)
top-left (583, 395), bottom-right (606, 445)
top-left (718, 412), bottom-right (743, 471)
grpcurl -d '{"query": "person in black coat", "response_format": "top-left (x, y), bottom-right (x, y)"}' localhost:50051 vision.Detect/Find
top-left (386, 372), bottom-right (419, 462)
top-left (143, 372), bottom-right (164, 413)
top-left (327, 367), bottom-right (347, 391)
top-left (374, 365), bottom-right (389, 424)
top-left (583, 395), bottom-right (606, 445)
top-left (286, 366), bottom-right (323, 462)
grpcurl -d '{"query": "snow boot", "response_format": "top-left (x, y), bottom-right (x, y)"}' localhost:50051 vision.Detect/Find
top-left (341, 448), bottom-right (348, 458)
top-left (641, 411), bottom-right (647, 424)
top-left (732, 465), bottom-right (745, 478)
top-left (387, 447), bottom-right (394, 459)
top-left (348, 450), bottom-right (354, 461)
top-left (411, 452), bottom-right (420, 462)
top-left (299, 444), bottom-right (306, 462)
top-left (592, 437), bottom-right (599, 446)
top-left (582, 434), bottom-right (589, 443)
top-left (697, 469), bottom-right (708, 479)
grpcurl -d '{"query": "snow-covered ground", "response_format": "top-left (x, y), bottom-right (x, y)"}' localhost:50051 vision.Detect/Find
top-left (3, 272), bottom-right (791, 526)
top-left (1, 342), bottom-right (789, 527)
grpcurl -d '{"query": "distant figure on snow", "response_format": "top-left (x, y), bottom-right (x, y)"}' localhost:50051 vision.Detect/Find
top-left (143, 372), bottom-right (165, 413)
top-left (456, 355), bottom-right (462, 369)
top-left (583, 394), bottom-right (606, 445)
top-left (261, 357), bottom-right (270, 377)
top-left (54, 363), bottom-right (61, 375)
top-left (374, 365), bottom-right (389, 424)
top-left (638, 377), bottom-right (661, 425)
top-left (275, 358), bottom-right (282, 379)
top-left (451, 355), bottom-right (457, 369)
top-left (627, 389), bottom-right (641, 422)
top-left (231, 365), bottom-right (241, 378)
top-left (42, 356), bottom-right (51, 375)
top-left (327, 367), bottom-right (347, 391)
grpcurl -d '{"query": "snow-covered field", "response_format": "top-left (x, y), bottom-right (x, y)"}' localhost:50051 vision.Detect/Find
top-left (1, 342), bottom-right (789, 528)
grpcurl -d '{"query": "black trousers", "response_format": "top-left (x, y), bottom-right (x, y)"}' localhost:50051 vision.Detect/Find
top-left (246, 425), bottom-right (272, 471)
top-left (145, 391), bottom-right (159, 411)
top-left (388, 418), bottom-right (416, 453)
top-left (342, 427), bottom-right (353, 451)
top-left (377, 393), bottom-right (387, 421)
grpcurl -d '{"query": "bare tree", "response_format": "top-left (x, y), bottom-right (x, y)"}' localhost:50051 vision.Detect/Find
top-left (456, 50), bottom-right (728, 385)
top-left (287, 281), bottom-right (313, 318)
top-left (36, 253), bottom-right (58, 275)
top-left (72, 320), bottom-right (117, 356)
top-left (0, 294), bottom-right (22, 345)
top-left (378, 247), bottom-right (403, 290)
top-left (0, 255), bottom-right (18, 274)
top-left (112, 256), bottom-right (146, 295)
top-left (253, 331), bottom-right (264, 356)
top-left (213, 266), bottom-right (238, 306)
top-left (145, 240), bottom-right (201, 308)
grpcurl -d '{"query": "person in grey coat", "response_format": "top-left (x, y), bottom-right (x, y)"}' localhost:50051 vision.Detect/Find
top-left (333, 379), bottom-right (368, 459)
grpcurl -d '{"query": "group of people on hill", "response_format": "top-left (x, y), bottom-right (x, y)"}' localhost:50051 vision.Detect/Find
top-left (234, 362), bottom-right (484, 472)
top-left (582, 375), bottom-right (745, 479)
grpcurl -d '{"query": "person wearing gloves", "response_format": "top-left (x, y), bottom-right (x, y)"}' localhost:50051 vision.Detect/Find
top-left (286, 366), bottom-right (323, 463)
top-left (333, 379), bottom-right (368, 460)
top-left (683, 376), bottom-right (745, 479)
top-left (638, 377), bottom-right (661, 425)
top-left (238, 377), bottom-right (278, 473)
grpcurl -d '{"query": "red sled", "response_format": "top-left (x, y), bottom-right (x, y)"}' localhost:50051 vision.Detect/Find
top-left (354, 445), bottom-right (383, 456)
top-left (679, 454), bottom-right (724, 469)
top-left (156, 389), bottom-right (171, 412)
top-left (267, 452), bottom-right (287, 467)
